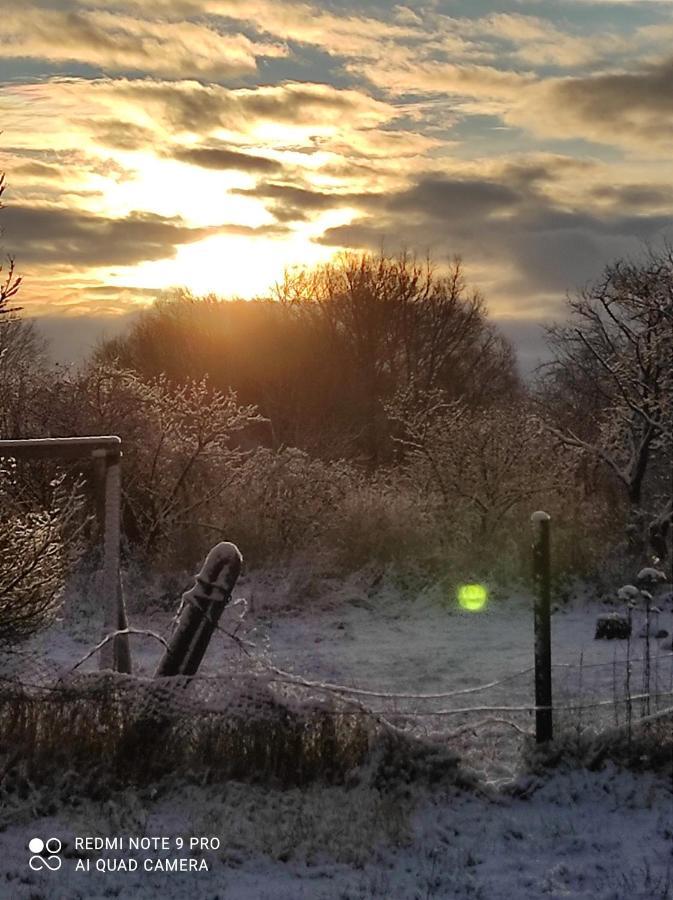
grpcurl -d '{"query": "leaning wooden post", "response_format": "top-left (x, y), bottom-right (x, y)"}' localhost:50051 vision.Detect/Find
top-left (531, 510), bottom-right (553, 743)
top-left (155, 542), bottom-right (243, 677)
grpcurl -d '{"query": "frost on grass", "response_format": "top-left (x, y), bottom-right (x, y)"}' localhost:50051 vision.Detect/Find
top-left (636, 568), bottom-right (667, 585)
top-left (1, 766), bottom-right (671, 900)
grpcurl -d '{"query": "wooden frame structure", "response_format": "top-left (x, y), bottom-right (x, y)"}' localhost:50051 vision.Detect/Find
top-left (0, 436), bottom-right (131, 672)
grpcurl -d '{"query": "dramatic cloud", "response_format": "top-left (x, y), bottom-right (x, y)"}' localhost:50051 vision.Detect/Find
top-left (171, 146), bottom-right (285, 174)
top-left (109, 79), bottom-right (398, 138)
top-left (84, 0), bottom-right (421, 59)
top-left (516, 56), bottom-right (673, 150)
top-left (233, 182), bottom-right (368, 221)
top-left (318, 166), bottom-right (673, 309)
top-left (2, 0), bottom-right (672, 339)
top-left (0, 6), bottom-right (286, 78)
top-left (3, 205), bottom-right (220, 266)
top-left (388, 177), bottom-right (522, 219)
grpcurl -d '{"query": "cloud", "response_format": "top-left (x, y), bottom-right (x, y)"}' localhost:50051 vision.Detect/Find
top-left (85, 0), bottom-right (421, 59)
top-left (0, 78), bottom-right (404, 181)
top-left (11, 161), bottom-right (62, 180)
top-left (215, 222), bottom-right (289, 236)
top-left (353, 46), bottom-right (673, 154)
top-left (86, 119), bottom-right (157, 151)
top-left (451, 12), bottom-right (632, 68)
top-left (590, 183), bottom-right (673, 210)
top-left (317, 165), bottom-right (673, 308)
top-left (3, 204), bottom-right (220, 266)
top-left (170, 146), bottom-right (285, 174)
top-left (388, 176), bottom-right (522, 219)
top-left (352, 58), bottom-right (533, 101)
top-left (233, 181), bottom-right (368, 221)
top-left (0, 6), bottom-right (286, 78)
top-left (98, 79), bottom-right (399, 142)
top-left (514, 56), bottom-right (673, 150)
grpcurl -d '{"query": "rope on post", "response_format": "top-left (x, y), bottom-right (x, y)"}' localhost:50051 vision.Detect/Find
top-left (531, 510), bottom-right (553, 743)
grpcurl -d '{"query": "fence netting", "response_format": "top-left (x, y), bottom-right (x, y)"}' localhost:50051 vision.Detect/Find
top-left (2, 620), bottom-right (672, 783)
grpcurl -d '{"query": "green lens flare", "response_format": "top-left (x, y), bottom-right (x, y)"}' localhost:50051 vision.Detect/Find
top-left (457, 583), bottom-right (488, 612)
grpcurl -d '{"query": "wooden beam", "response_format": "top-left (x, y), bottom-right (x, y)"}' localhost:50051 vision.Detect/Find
top-left (0, 436), bottom-right (121, 461)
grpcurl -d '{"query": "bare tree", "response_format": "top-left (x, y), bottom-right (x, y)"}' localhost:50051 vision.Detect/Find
top-left (0, 173), bottom-right (21, 317)
top-left (277, 252), bottom-right (520, 464)
top-left (0, 171), bottom-right (49, 441)
top-left (541, 251), bottom-right (673, 560)
top-left (390, 390), bottom-right (567, 545)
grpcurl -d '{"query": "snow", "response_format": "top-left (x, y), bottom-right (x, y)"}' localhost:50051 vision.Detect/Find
top-left (18, 571), bottom-right (673, 767)
top-left (637, 568), bottom-right (667, 584)
top-left (3, 573), bottom-right (673, 899)
top-left (2, 766), bottom-right (671, 899)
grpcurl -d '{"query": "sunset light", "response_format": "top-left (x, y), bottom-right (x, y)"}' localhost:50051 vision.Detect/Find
top-left (1, 0), bottom-right (670, 354)
top-left (1, 4), bottom-right (672, 896)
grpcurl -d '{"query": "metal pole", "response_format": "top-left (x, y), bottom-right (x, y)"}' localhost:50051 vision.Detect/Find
top-left (531, 510), bottom-right (553, 743)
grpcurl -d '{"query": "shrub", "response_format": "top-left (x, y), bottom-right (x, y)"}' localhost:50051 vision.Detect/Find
top-left (0, 464), bottom-right (85, 646)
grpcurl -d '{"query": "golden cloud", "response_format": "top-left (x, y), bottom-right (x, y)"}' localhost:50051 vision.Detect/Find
top-left (0, 6), bottom-right (286, 78)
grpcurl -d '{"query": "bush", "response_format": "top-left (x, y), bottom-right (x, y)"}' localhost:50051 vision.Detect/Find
top-left (328, 471), bottom-right (439, 574)
top-left (0, 464), bottom-right (85, 646)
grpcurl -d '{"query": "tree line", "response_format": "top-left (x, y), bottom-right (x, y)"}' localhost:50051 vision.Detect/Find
top-left (0, 166), bottom-right (671, 645)
top-left (97, 254), bottom-right (520, 465)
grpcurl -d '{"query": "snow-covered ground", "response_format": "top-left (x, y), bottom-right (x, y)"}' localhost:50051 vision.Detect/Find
top-left (25, 568), bottom-right (673, 771)
top-left (2, 572), bottom-right (672, 899)
top-left (32, 568), bottom-right (673, 698)
top-left (3, 766), bottom-right (672, 899)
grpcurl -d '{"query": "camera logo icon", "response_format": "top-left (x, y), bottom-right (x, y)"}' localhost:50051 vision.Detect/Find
top-left (28, 837), bottom-right (62, 871)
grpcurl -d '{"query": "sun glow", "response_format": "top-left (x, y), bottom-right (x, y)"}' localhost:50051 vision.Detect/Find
top-left (116, 220), bottom-right (349, 299)
top-left (88, 147), bottom-right (358, 299)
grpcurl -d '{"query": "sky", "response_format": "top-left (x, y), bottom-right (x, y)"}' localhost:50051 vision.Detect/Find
top-left (0, 0), bottom-right (672, 365)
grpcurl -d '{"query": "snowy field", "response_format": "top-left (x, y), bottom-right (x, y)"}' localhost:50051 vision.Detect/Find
top-left (26, 569), bottom-right (673, 771)
top-left (3, 765), bottom-right (672, 900)
top-left (2, 573), bottom-right (672, 899)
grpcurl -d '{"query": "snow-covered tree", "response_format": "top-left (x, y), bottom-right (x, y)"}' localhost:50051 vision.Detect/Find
top-left (541, 251), bottom-right (673, 560)
top-left (390, 391), bottom-right (567, 544)
top-left (31, 364), bottom-right (262, 560)
top-left (0, 466), bottom-right (85, 646)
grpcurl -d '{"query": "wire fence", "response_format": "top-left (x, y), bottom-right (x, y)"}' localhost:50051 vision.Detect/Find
top-left (2, 608), bottom-right (672, 781)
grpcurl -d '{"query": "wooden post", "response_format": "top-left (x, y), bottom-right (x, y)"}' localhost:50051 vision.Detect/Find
top-left (95, 449), bottom-right (131, 673)
top-left (531, 510), bottom-right (553, 743)
top-left (155, 542), bottom-right (242, 677)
